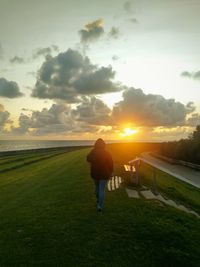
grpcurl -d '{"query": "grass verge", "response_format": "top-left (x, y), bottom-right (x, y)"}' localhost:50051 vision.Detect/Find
top-left (0, 146), bottom-right (199, 266)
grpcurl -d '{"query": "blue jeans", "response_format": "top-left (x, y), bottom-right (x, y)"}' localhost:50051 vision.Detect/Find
top-left (94, 180), bottom-right (107, 208)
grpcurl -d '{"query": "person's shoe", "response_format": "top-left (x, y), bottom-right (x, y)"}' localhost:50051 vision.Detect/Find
top-left (97, 204), bottom-right (102, 212)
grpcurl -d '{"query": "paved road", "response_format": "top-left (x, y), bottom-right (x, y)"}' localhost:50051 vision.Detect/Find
top-left (140, 152), bottom-right (200, 189)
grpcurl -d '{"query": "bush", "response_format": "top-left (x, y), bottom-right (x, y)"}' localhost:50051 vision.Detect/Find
top-left (160, 125), bottom-right (200, 164)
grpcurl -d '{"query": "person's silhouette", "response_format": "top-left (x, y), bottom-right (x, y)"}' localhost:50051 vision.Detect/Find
top-left (87, 138), bottom-right (113, 212)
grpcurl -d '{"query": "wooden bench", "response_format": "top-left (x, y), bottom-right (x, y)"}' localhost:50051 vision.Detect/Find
top-left (129, 157), bottom-right (157, 193)
top-left (124, 160), bottom-right (140, 185)
top-left (124, 164), bottom-right (136, 172)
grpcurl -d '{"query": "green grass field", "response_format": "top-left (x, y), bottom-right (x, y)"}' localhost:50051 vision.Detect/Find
top-left (0, 145), bottom-right (200, 266)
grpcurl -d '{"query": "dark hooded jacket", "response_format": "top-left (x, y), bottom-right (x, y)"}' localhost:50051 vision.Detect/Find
top-left (87, 139), bottom-right (113, 180)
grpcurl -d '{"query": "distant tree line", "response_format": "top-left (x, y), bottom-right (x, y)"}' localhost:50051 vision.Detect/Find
top-left (160, 125), bottom-right (200, 164)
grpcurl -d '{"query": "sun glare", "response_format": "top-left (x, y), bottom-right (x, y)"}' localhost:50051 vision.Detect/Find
top-left (120, 128), bottom-right (139, 138)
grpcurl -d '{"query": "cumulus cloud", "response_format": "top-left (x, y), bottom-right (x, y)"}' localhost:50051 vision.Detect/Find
top-left (123, 1), bottom-right (138, 24)
top-left (72, 96), bottom-right (111, 125)
top-left (79, 18), bottom-right (104, 43)
top-left (31, 103), bottom-right (72, 128)
top-left (108, 27), bottom-right (120, 39)
top-left (186, 113), bottom-right (200, 127)
top-left (11, 95), bottom-right (111, 136)
top-left (181, 71), bottom-right (191, 78)
top-left (32, 49), bottom-right (120, 102)
top-left (181, 70), bottom-right (200, 80)
top-left (124, 1), bottom-right (133, 14)
top-left (129, 18), bottom-right (138, 24)
top-left (0, 78), bottom-right (24, 98)
top-left (21, 108), bottom-right (34, 112)
top-left (10, 56), bottom-right (25, 64)
top-left (79, 19), bottom-right (122, 44)
top-left (73, 66), bottom-right (118, 94)
top-left (9, 87), bottom-right (199, 137)
top-left (11, 101), bottom-right (102, 136)
top-left (147, 126), bottom-right (194, 141)
top-left (33, 45), bottom-right (59, 59)
top-left (112, 55), bottom-right (119, 61)
top-left (112, 87), bottom-right (195, 127)
top-left (11, 114), bottom-right (32, 134)
top-left (0, 104), bottom-right (11, 131)
top-left (11, 103), bottom-right (73, 135)
top-left (52, 45), bottom-right (59, 52)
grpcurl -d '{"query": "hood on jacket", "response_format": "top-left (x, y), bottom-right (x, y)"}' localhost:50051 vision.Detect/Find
top-left (94, 138), bottom-right (106, 149)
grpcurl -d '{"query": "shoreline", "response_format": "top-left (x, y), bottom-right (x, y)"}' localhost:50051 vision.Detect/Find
top-left (0, 141), bottom-right (163, 156)
top-left (0, 145), bottom-right (92, 157)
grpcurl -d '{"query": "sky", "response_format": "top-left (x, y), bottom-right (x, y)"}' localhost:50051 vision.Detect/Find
top-left (0, 0), bottom-right (200, 141)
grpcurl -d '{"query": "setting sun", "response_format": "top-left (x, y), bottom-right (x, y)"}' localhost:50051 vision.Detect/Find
top-left (120, 128), bottom-right (139, 137)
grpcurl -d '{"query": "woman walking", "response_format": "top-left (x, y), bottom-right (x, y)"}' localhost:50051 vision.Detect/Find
top-left (87, 138), bottom-right (113, 212)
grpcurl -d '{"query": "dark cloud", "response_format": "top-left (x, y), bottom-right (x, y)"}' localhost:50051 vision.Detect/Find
top-left (32, 124), bottom-right (70, 136)
top-left (129, 18), bottom-right (138, 24)
top-left (189, 71), bottom-right (200, 80)
top-left (72, 96), bottom-right (111, 125)
top-left (123, 2), bottom-right (138, 24)
top-left (0, 78), bottom-right (24, 98)
top-left (21, 108), bottom-right (35, 113)
top-left (11, 101), bottom-right (103, 136)
top-left (108, 27), bottom-right (120, 39)
top-left (10, 56), bottom-right (25, 64)
top-left (51, 45), bottom-right (59, 52)
top-left (0, 104), bottom-right (11, 131)
top-left (112, 55), bottom-right (119, 61)
top-left (139, 126), bottom-right (193, 141)
top-left (32, 49), bottom-right (120, 102)
top-left (73, 66), bottom-right (118, 94)
top-left (11, 103), bottom-right (73, 135)
top-left (112, 87), bottom-right (195, 127)
top-left (9, 88), bottom-right (199, 137)
top-left (79, 19), bottom-right (122, 44)
top-left (181, 71), bottom-right (191, 78)
top-left (181, 70), bottom-right (200, 80)
top-left (31, 103), bottom-right (72, 128)
top-left (186, 113), bottom-right (200, 127)
top-left (124, 1), bottom-right (133, 14)
top-left (11, 96), bottom-right (111, 136)
top-left (186, 102), bottom-right (195, 112)
top-left (33, 45), bottom-right (59, 59)
top-left (79, 19), bottom-right (104, 43)
top-left (71, 123), bottom-right (98, 134)
top-left (11, 114), bottom-right (32, 134)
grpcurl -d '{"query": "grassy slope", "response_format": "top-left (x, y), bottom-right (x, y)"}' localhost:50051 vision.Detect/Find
top-left (140, 163), bottom-right (200, 214)
top-left (0, 147), bottom-right (200, 266)
top-left (107, 143), bottom-right (200, 213)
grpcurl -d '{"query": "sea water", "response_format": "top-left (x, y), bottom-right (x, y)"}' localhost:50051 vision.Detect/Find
top-left (0, 140), bottom-right (95, 152)
top-left (0, 140), bottom-right (123, 152)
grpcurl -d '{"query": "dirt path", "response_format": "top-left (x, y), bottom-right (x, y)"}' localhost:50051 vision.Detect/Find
top-left (141, 152), bottom-right (200, 189)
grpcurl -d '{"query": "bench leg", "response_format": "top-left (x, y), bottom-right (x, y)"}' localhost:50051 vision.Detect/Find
top-left (152, 167), bottom-right (158, 195)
